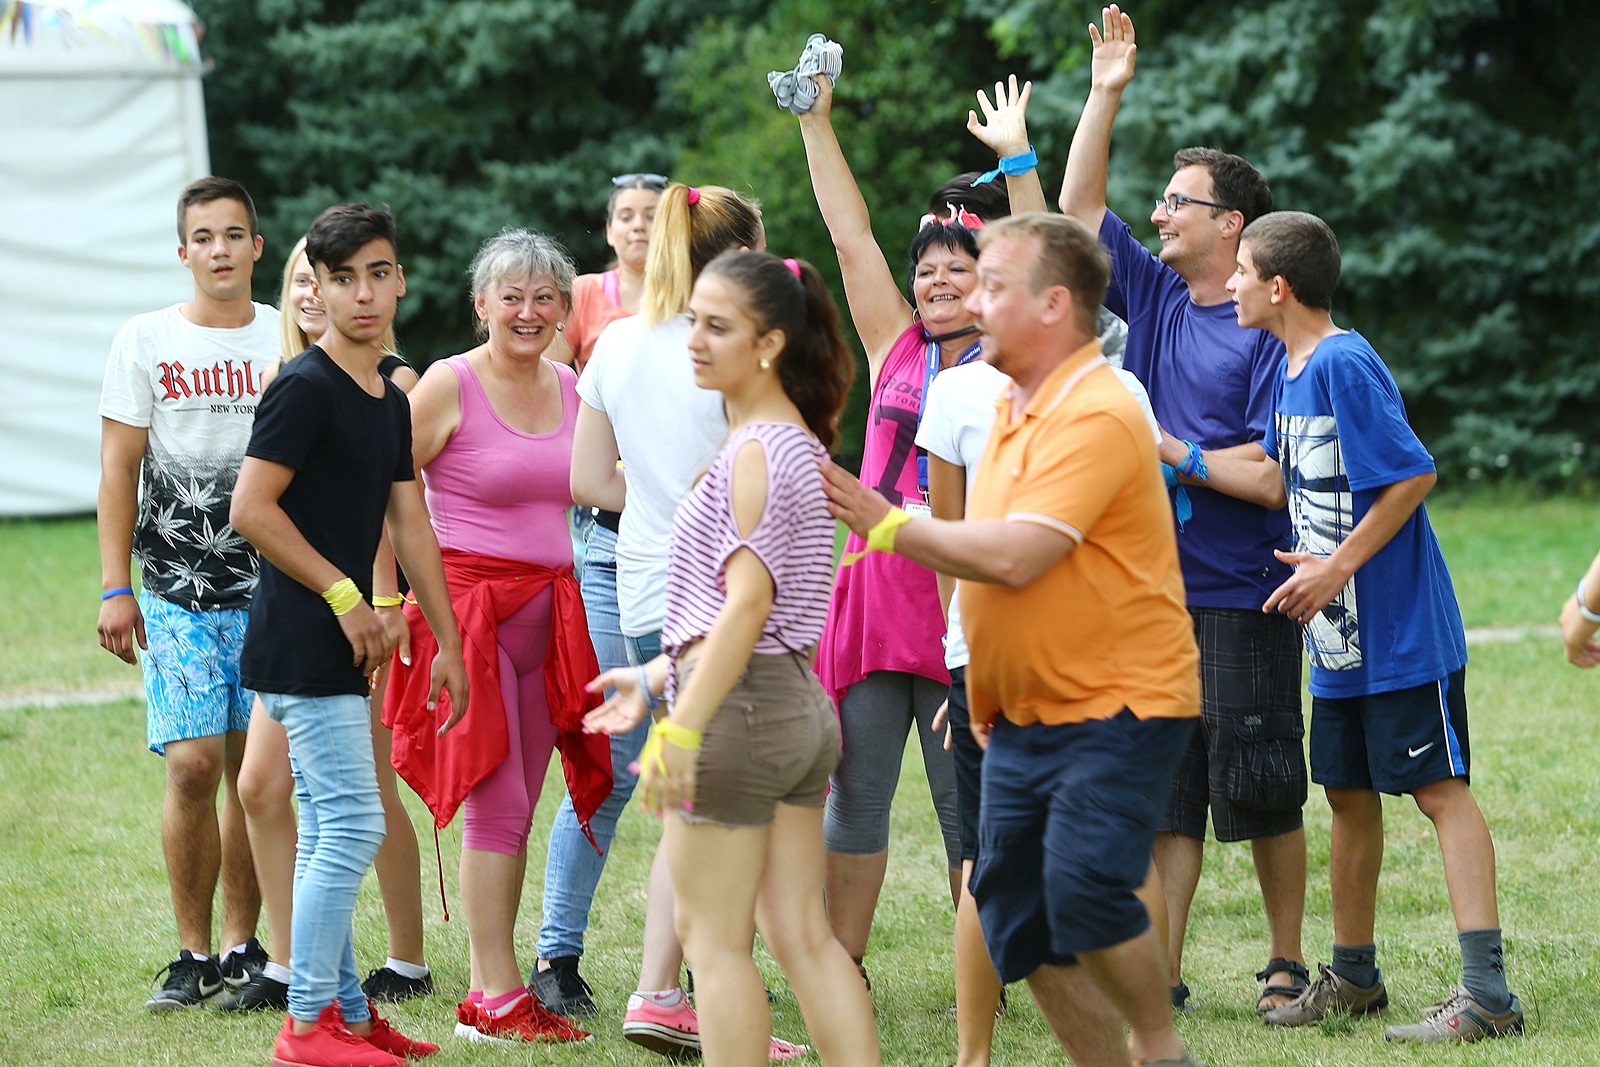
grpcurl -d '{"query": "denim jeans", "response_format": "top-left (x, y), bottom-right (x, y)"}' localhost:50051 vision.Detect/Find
top-left (536, 523), bottom-right (656, 960)
top-left (260, 690), bottom-right (385, 1023)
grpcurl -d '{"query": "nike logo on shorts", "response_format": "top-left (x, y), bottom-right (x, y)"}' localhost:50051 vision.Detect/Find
top-left (1408, 742), bottom-right (1436, 758)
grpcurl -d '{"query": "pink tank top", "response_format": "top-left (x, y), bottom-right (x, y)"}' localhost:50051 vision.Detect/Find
top-left (423, 355), bottom-right (577, 568)
top-left (815, 324), bottom-right (949, 703)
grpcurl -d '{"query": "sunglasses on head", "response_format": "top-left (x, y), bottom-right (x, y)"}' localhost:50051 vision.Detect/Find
top-left (612, 173), bottom-right (670, 189)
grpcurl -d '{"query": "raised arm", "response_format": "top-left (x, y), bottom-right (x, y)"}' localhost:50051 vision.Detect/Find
top-left (1058, 4), bottom-right (1138, 234)
top-left (795, 73), bottom-right (914, 381)
top-left (967, 75), bottom-right (1047, 214)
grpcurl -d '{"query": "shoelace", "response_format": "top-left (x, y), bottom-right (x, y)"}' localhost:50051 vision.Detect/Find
top-left (153, 955), bottom-right (206, 987)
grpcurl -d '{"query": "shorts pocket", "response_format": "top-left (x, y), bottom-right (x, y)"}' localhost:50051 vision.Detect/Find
top-left (745, 704), bottom-right (815, 777)
top-left (1224, 710), bottom-right (1307, 813)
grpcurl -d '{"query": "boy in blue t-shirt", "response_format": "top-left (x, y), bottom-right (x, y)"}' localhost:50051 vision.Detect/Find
top-left (1226, 210), bottom-right (1522, 1044)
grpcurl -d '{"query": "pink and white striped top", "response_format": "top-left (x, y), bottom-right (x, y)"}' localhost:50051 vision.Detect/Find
top-left (661, 422), bottom-right (835, 701)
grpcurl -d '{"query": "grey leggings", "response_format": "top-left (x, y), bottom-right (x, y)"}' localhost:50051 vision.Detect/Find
top-left (824, 670), bottom-right (962, 867)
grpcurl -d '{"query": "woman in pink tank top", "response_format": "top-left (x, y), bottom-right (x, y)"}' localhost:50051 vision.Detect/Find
top-left (562, 173), bottom-right (664, 370)
top-left (790, 68), bottom-right (1055, 983)
top-left (398, 228), bottom-right (596, 1045)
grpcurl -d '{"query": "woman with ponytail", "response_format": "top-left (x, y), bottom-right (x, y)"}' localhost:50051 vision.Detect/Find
top-left (585, 251), bottom-right (877, 1067)
top-left (566, 184), bottom-right (805, 1060)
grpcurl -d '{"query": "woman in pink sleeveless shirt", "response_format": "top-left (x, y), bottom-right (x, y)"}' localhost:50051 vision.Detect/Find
top-left (792, 69), bottom-right (1053, 983)
top-left (396, 228), bottom-right (597, 1046)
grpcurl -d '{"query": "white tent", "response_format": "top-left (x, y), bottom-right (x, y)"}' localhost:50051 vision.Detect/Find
top-left (0, 0), bottom-right (208, 516)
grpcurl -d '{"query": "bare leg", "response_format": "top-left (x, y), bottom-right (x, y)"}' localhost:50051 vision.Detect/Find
top-left (1411, 779), bottom-right (1499, 931)
top-left (218, 727), bottom-right (261, 949)
top-left (162, 734), bottom-right (226, 954)
top-left (1135, 859), bottom-right (1170, 984)
top-left (825, 849), bottom-right (888, 961)
top-left (1077, 926), bottom-right (1186, 1065)
top-left (669, 817), bottom-right (769, 1067)
top-left (1252, 827), bottom-right (1308, 1005)
top-left (953, 860), bottom-right (1000, 1067)
top-left (369, 673), bottom-right (426, 965)
top-left (460, 847), bottom-right (526, 997)
top-left (757, 805), bottom-right (881, 1067)
top-left (1151, 832), bottom-right (1201, 986)
top-left (1021, 963), bottom-right (1128, 1067)
top-left (1326, 787), bottom-right (1384, 946)
top-left (637, 836), bottom-right (685, 991)
top-left (238, 700), bottom-right (296, 964)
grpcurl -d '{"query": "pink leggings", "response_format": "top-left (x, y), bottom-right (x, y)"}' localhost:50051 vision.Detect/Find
top-left (461, 589), bottom-right (558, 856)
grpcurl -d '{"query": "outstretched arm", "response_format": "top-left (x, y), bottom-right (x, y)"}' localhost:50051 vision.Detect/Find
top-left (1560, 547), bottom-right (1600, 667)
top-left (967, 75), bottom-right (1046, 214)
top-left (1058, 4), bottom-right (1139, 234)
top-left (796, 73), bottom-right (914, 383)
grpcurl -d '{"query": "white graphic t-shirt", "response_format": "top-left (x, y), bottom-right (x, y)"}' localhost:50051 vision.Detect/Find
top-left (98, 302), bottom-right (281, 611)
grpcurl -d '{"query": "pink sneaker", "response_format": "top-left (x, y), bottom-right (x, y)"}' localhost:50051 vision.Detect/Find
top-left (768, 1035), bottom-right (812, 1061)
top-left (623, 993), bottom-right (701, 1057)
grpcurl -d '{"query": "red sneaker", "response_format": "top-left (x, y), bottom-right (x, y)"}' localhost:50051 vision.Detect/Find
top-left (469, 995), bottom-right (593, 1044)
top-left (358, 1000), bottom-right (439, 1060)
top-left (453, 998), bottom-right (481, 1040)
top-left (270, 1010), bottom-right (404, 1067)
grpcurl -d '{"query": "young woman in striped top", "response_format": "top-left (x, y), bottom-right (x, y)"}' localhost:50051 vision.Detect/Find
top-left (584, 251), bottom-right (877, 1067)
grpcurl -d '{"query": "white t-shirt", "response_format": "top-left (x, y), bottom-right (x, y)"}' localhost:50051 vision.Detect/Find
top-left (98, 302), bottom-right (281, 611)
top-left (577, 314), bottom-right (727, 637)
top-left (915, 358), bottom-right (1159, 669)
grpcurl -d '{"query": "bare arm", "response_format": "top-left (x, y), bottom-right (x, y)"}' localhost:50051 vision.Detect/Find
top-left (386, 479), bottom-right (470, 732)
top-left (823, 458), bottom-right (1074, 587)
top-left (406, 359), bottom-right (462, 472)
top-left (796, 74), bottom-right (915, 382)
top-left (230, 456), bottom-right (392, 676)
top-left (1159, 432), bottom-right (1286, 509)
top-left (1264, 471), bottom-right (1436, 622)
top-left (1057, 6), bottom-right (1138, 234)
top-left (95, 418), bottom-right (149, 663)
top-left (571, 401), bottom-right (627, 511)
top-left (967, 76), bottom-right (1047, 214)
top-left (927, 453), bottom-right (967, 617)
top-left (1560, 547), bottom-right (1600, 668)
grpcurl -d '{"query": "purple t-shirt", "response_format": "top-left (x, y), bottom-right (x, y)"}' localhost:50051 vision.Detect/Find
top-left (1099, 211), bottom-right (1292, 609)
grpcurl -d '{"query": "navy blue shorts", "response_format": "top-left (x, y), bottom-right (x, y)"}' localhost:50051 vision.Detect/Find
top-left (970, 710), bottom-right (1195, 983)
top-left (946, 667), bottom-right (983, 862)
top-left (1310, 668), bottom-right (1470, 795)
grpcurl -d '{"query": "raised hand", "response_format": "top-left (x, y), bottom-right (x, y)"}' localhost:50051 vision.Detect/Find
top-left (967, 75), bottom-right (1033, 157)
top-left (1088, 4), bottom-right (1138, 94)
top-left (798, 72), bottom-right (835, 124)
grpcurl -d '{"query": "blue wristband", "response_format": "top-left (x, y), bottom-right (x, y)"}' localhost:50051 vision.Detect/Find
top-left (971, 145), bottom-right (1039, 186)
top-left (102, 586), bottom-right (134, 601)
top-left (636, 665), bottom-right (659, 710)
top-left (1177, 440), bottom-right (1209, 482)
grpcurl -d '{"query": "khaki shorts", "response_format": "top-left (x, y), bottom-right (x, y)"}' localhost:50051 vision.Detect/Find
top-left (675, 651), bottom-right (840, 828)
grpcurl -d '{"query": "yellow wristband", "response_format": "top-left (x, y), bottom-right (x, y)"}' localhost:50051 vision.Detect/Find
top-left (320, 578), bottom-right (363, 616)
top-left (372, 594), bottom-right (405, 608)
top-left (866, 506), bottom-right (913, 552)
top-left (655, 719), bottom-right (703, 751)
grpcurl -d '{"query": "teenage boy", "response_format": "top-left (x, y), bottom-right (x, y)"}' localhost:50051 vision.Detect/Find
top-left (231, 203), bottom-right (467, 1067)
top-left (97, 176), bottom-right (272, 1010)
top-left (1223, 210), bottom-right (1522, 1043)
top-left (1058, 4), bottom-right (1308, 1013)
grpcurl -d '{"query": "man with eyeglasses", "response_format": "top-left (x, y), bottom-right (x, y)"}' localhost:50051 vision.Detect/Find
top-left (1058, 5), bottom-right (1309, 1017)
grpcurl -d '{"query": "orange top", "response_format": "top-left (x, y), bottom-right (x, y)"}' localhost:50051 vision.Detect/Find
top-left (960, 340), bottom-right (1199, 727)
top-left (566, 272), bottom-right (632, 369)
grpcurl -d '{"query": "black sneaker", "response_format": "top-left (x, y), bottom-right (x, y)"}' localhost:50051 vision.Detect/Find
top-left (361, 965), bottom-right (434, 1003)
top-left (219, 937), bottom-right (269, 990)
top-left (145, 950), bottom-right (225, 1012)
top-left (530, 956), bottom-right (598, 1018)
top-left (218, 971), bottom-right (289, 1012)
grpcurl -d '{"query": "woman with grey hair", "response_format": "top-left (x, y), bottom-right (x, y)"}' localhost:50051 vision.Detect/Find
top-left (388, 227), bottom-right (605, 1044)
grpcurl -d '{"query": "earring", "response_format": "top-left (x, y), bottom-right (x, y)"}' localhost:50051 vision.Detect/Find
top-left (556, 322), bottom-right (566, 333)
top-left (759, 357), bottom-right (771, 371)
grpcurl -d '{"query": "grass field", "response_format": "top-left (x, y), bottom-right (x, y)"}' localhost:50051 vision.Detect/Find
top-left (1, 498), bottom-right (1597, 1066)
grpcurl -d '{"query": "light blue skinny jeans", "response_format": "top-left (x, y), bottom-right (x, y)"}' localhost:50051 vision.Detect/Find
top-left (260, 690), bottom-right (385, 1024)
top-left (535, 523), bottom-right (658, 960)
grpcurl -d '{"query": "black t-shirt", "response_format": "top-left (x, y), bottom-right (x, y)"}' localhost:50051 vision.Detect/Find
top-left (240, 346), bottom-right (414, 696)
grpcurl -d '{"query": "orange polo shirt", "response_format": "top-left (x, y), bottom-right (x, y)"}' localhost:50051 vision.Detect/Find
top-left (961, 340), bottom-right (1199, 727)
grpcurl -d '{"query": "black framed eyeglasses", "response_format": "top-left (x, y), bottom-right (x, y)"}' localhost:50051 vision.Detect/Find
top-left (612, 173), bottom-right (670, 189)
top-left (1155, 193), bottom-right (1233, 216)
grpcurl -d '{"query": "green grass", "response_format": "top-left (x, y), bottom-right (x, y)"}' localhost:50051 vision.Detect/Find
top-left (3, 497), bottom-right (1599, 1064)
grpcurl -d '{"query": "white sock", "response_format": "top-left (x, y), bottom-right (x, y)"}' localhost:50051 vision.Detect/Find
top-left (641, 988), bottom-right (684, 1008)
top-left (263, 961), bottom-right (291, 984)
top-left (222, 941), bottom-right (252, 962)
top-left (384, 957), bottom-right (430, 980)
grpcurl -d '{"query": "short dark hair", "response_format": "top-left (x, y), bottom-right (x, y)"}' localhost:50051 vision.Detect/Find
top-left (176, 177), bottom-right (257, 242)
top-left (926, 172), bottom-right (1011, 221)
top-left (979, 213), bottom-right (1109, 337)
top-left (1240, 211), bottom-right (1341, 311)
top-left (1172, 147), bottom-right (1272, 227)
top-left (304, 204), bottom-right (399, 272)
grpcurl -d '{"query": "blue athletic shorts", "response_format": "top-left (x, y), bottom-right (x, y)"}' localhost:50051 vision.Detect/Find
top-left (141, 591), bottom-right (253, 755)
top-left (1310, 668), bottom-right (1469, 795)
top-left (970, 710), bottom-right (1194, 983)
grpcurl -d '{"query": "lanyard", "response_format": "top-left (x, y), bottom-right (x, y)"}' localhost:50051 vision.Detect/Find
top-left (917, 339), bottom-right (983, 492)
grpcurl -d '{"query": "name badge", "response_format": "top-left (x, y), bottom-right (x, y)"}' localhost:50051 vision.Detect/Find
top-left (905, 502), bottom-right (932, 520)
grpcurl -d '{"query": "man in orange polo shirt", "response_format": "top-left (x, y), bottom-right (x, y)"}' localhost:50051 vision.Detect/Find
top-left (823, 212), bottom-right (1202, 1067)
